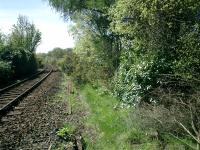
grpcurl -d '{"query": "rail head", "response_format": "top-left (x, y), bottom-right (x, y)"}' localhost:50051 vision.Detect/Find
top-left (0, 70), bottom-right (45, 94)
top-left (0, 69), bottom-right (52, 117)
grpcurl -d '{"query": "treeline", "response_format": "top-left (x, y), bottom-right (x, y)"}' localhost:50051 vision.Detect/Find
top-left (0, 15), bottom-right (41, 85)
top-left (37, 47), bottom-right (72, 69)
top-left (47, 0), bottom-right (200, 148)
top-left (38, 47), bottom-right (101, 84)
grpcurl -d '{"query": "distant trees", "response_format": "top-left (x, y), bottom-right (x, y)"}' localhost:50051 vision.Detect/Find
top-left (0, 15), bottom-right (41, 84)
top-left (37, 47), bottom-right (73, 68)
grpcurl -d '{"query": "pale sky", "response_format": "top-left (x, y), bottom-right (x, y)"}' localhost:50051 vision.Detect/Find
top-left (0, 0), bottom-right (75, 53)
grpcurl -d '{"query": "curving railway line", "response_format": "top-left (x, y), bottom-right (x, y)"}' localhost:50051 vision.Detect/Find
top-left (0, 70), bottom-right (52, 118)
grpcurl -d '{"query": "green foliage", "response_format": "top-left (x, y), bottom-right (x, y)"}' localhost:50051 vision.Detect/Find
top-left (0, 15), bottom-right (41, 83)
top-left (48, 0), bottom-right (122, 79)
top-left (37, 47), bottom-right (73, 69)
top-left (0, 61), bottom-right (12, 83)
top-left (57, 123), bottom-right (76, 141)
top-left (109, 0), bottom-right (200, 104)
top-left (37, 47), bottom-right (102, 86)
top-left (175, 23), bottom-right (200, 80)
top-left (0, 31), bottom-right (6, 47)
top-left (48, 0), bottom-right (200, 105)
top-left (48, 0), bottom-right (200, 147)
top-left (9, 15), bottom-right (41, 52)
top-left (13, 51), bottom-right (38, 77)
top-left (0, 46), bottom-right (37, 79)
top-left (80, 84), bottom-right (133, 149)
top-left (58, 50), bottom-right (78, 74)
top-left (126, 128), bottom-right (148, 144)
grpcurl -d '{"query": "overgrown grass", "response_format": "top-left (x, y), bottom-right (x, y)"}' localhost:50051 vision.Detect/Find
top-left (79, 84), bottom-right (192, 150)
top-left (55, 75), bottom-right (190, 149)
top-left (80, 84), bottom-right (157, 150)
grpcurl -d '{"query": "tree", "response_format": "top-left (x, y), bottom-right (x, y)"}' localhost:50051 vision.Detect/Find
top-left (0, 31), bottom-right (6, 47)
top-left (39, 47), bottom-right (73, 67)
top-left (109, 0), bottom-right (200, 148)
top-left (0, 15), bottom-right (41, 80)
top-left (48, 0), bottom-right (121, 75)
top-left (8, 15), bottom-right (41, 77)
top-left (110, 0), bottom-right (200, 104)
top-left (46, 0), bottom-right (200, 147)
top-left (9, 15), bottom-right (41, 53)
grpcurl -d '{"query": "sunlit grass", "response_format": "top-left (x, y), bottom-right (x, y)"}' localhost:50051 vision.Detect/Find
top-left (80, 84), bottom-right (134, 150)
top-left (80, 85), bottom-right (192, 150)
top-left (55, 76), bottom-right (190, 149)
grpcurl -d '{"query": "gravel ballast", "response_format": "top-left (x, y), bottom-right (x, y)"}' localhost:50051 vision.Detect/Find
top-left (0, 72), bottom-right (70, 149)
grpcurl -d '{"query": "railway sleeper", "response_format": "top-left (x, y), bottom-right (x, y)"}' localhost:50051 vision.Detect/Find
top-left (7, 89), bottom-right (24, 93)
top-left (0, 100), bottom-right (15, 104)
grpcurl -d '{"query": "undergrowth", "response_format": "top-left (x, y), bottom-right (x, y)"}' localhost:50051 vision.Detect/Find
top-left (80, 84), bottom-right (160, 150)
top-left (54, 75), bottom-right (189, 149)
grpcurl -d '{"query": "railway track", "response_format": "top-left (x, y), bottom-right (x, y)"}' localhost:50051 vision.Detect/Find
top-left (0, 70), bottom-right (52, 118)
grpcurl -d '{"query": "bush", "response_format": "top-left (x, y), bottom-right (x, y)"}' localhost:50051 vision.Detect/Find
top-left (13, 51), bottom-right (38, 78)
top-left (126, 128), bottom-right (147, 144)
top-left (0, 61), bottom-right (12, 83)
top-left (57, 123), bottom-right (76, 141)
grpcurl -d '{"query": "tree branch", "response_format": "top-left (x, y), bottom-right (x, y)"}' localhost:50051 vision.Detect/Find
top-left (175, 119), bottom-right (200, 144)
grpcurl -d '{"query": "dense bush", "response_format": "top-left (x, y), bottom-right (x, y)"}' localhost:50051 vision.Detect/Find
top-left (110, 0), bottom-right (200, 104)
top-left (12, 51), bottom-right (38, 77)
top-left (57, 49), bottom-right (109, 85)
top-left (0, 61), bottom-right (12, 83)
top-left (0, 15), bottom-right (41, 84)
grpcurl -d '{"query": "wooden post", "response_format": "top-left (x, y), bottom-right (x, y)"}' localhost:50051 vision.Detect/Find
top-left (67, 81), bottom-right (72, 115)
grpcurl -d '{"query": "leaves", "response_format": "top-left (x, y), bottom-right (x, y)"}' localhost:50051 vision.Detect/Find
top-left (0, 15), bottom-right (41, 82)
top-left (9, 15), bottom-right (41, 53)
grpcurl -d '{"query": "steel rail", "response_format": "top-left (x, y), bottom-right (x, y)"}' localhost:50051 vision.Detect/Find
top-left (0, 70), bottom-right (52, 117)
top-left (0, 70), bottom-right (45, 94)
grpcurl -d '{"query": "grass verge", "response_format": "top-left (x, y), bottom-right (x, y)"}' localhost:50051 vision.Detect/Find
top-left (54, 75), bottom-right (191, 149)
top-left (81, 85), bottom-right (135, 150)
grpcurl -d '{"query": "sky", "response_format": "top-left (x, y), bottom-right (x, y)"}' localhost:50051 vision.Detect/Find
top-left (0, 0), bottom-right (75, 53)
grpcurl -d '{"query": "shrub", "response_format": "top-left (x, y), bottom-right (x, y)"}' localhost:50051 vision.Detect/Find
top-left (126, 128), bottom-right (147, 144)
top-left (57, 124), bottom-right (76, 141)
top-left (0, 61), bottom-right (12, 83)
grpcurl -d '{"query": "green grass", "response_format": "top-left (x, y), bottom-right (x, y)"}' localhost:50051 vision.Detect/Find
top-left (57, 123), bottom-right (76, 139)
top-left (80, 84), bottom-right (141, 150)
top-left (52, 75), bottom-right (155, 149)
top-left (54, 75), bottom-right (192, 150)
